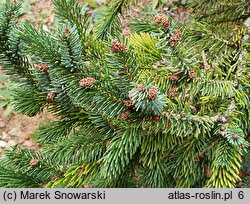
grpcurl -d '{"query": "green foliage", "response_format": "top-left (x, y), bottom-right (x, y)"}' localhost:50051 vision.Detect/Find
top-left (0, 0), bottom-right (249, 188)
top-left (189, 0), bottom-right (250, 25)
top-left (206, 140), bottom-right (242, 188)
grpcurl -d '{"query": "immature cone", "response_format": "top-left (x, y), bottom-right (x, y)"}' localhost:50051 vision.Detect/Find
top-left (148, 87), bottom-right (158, 101)
top-left (84, 184), bottom-right (92, 188)
top-left (79, 77), bottom-right (96, 87)
top-left (197, 152), bottom-right (205, 160)
top-left (232, 134), bottom-right (239, 141)
top-left (111, 39), bottom-right (127, 52)
top-left (51, 176), bottom-right (58, 182)
top-left (29, 159), bottom-right (39, 167)
top-left (154, 13), bottom-right (163, 24)
top-left (46, 91), bottom-right (56, 101)
top-left (168, 85), bottom-right (177, 99)
top-left (154, 13), bottom-right (170, 30)
top-left (162, 16), bottom-right (170, 30)
top-left (205, 164), bottom-right (212, 177)
top-left (175, 68), bottom-right (182, 73)
top-left (64, 28), bottom-right (71, 35)
top-left (119, 110), bottom-right (130, 121)
top-left (239, 170), bottom-right (245, 178)
top-left (189, 68), bottom-right (196, 79)
top-left (123, 99), bottom-right (133, 108)
top-left (169, 29), bottom-right (182, 46)
top-left (137, 84), bottom-right (145, 92)
top-left (84, 61), bottom-right (91, 66)
top-left (150, 115), bottom-right (160, 122)
top-left (169, 73), bottom-right (180, 81)
top-left (38, 64), bottom-right (49, 73)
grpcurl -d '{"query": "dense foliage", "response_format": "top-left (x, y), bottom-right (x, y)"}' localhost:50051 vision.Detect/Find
top-left (0, 0), bottom-right (249, 188)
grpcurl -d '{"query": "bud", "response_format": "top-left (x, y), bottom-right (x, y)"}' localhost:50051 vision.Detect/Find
top-left (189, 68), bottom-right (196, 79)
top-left (51, 176), bottom-right (58, 182)
top-left (169, 29), bottom-right (182, 46)
top-left (137, 84), bottom-right (145, 92)
top-left (119, 110), bottom-right (130, 121)
top-left (123, 99), bottom-right (133, 108)
top-left (64, 28), bottom-right (71, 35)
top-left (169, 73), bottom-right (180, 81)
top-left (84, 61), bottom-right (91, 66)
top-left (205, 164), bottom-right (212, 177)
top-left (150, 115), bottom-right (160, 122)
top-left (168, 85), bottom-right (177, 99)
top-left (232, 134), bottom-right (239, 141)
top-left (38, 64), bottom-right (49, 73)
top-left (111, 39), bottom-right (127, 53)
top-left (148, 87), bottom-right (158, 101)
top-left (79, 77), bottom-right (96, 87)
top-left (154, 13), bottom-right (170, 30)
top-left (29, 159), bottom-right (39, 167)
top-left (154, 13), bottom-right (163, 24)
top-left (84, 184), bottom-right (92, 188)
top-left (46, 91), bottom-right (56, 101)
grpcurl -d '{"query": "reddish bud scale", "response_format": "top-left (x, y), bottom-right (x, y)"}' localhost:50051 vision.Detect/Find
top-left (84, 61), bottom-right (91, 66)
top-left (79, 77), bottom-right (96, 87)
top-left (51, 176), bottom-right (58, 182)
top-left (154, 13), bottom-right (170, 30)
top-left (168, 85), bottom-right (177, 99)
top-left (205, 164), bottom-right (212, 177)
top-left (150, 115), bottom-right (160, 122)
top-left (38, 64), bottom-right (49, 72)
top-left (189, 68), bottom-right (196, 79)
top-left (148, 87), bottom-right (158, 101)
top-left (239, 170), bottom-right (245, 178)
top-left (123, 99), bottom-right (133, 108)
top-left (232, 134), bottom-right (239, 141)
top-left (137, 84), bottom-right (145, 92)
top-left (169, 73), bottom-right (180, 81)
top-left (154, 14), bottom-right (163, 24)
top-left (169, 29), bottom-right (182, 46)
top-left (120, 110), bottom-right (130, 121)
top-left (111, 39), bottom-right (127, 53)
top-left (29, 159), bottom-right (39, 167)
top-left (84, 184), bottom-right (92, 188)
top-left (46, 91), bottom-right (56, 101)
top-left (64, 28), bottom-right (71, 35)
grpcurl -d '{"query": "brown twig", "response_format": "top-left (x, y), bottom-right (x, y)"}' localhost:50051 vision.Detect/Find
top-left (201, 50), bottom-right (211, 70)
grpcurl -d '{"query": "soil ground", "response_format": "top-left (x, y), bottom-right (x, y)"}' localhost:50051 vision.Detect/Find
top-left (0, 0), bottom-right (54, 156)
